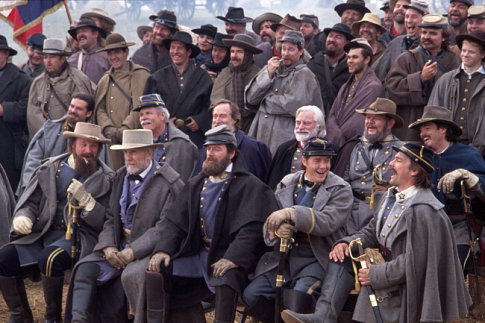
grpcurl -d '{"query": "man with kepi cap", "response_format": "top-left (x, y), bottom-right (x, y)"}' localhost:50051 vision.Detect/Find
top-left (324, 142), bottom-right (471, 322)
top-left (0, 122), bottom-right (113, 323)
top-left (467, 4), bottom-right (485, 33)
top-left (65, 129), bottom-right (184, 322)
top-left (145, 125), bottom-right (278, 322)
top-left (0, 34), bottom-right (31, 192)
top-left (19, 33), bottom-right (47, 79)
top-left (409, 105), bottom-right (485, 266)
top-left (244, 138), bottom-right (352, 322)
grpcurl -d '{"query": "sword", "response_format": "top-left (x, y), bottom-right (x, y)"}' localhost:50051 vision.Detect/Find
top-left (349, 238), bottom-right (383, 323)
top-left (275, 230), bottom-right (293, 323)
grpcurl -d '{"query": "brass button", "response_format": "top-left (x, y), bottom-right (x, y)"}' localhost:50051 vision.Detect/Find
top-left (387, 223), bottom-right (391, 228)
top-left (463, 98), bottom-right (467, 102)
top-left (460, 117), bottom-right (464, 120)
top-left (274, 88), bottom-right (278, 92)
top-left (381, 233), bottom-right (385, 237)
top-left (461, 107), bottom-right (466, 111)
top-left (264, 114), bottom-right (268, 118)
top-left (110, 96), bottom-right (114, 99)
top-left (464, 89), bottom-right (468, 92)
top-left (293, 157), bottom-right (298, 161)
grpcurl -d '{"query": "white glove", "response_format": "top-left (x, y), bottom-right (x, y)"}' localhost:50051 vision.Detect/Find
top-left (67, 179), bottom-right (95, 211)
top-left (12, 216), bottom-right (33, 235)
top-left (438, 169), bottom-right (479, 194)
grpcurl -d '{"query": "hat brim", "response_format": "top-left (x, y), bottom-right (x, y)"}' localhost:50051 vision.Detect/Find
top-left (40, 49), bottom-right (72, 56)
top-left (110, 142), bottom-right (164, 151)
top-left (81, 12), bottom-right (116, 26)
top-left (163, 38), bottom-right (200, 58)
top-left (222, 39), bottom-right (263, 54)
top-left (68, 25), bottom-right (107, 40)
top-left (456, 33), bottom-right (485, 50)
top-left (216, 16), bottom-right (253, 24)
top-left (408, 117), bottom-right (462, 136)
top-left (97, 42), bottom-right (136, 52)
top-left (355, 109), bottom-right (404, 128)
top-left (192, 28), bottom-right (217, 38)
top-left (302, 151), bottom-right (337, 157)
top-left (391, 145), bottom-right (434, 172)
top-left (270, 22), bottom-right (300, 32)
top-left (137, 26), bottom-right (152, 41)
top-left (323, 27), bottom-right (353, 40)
top-left (252, 13), bottom-right (282, 34)
top-left (0, 46), bottom-right (17, 56)
top-left (344, 41), bottom-right (373, 54)
top-left (133, 103), bottom-right (166, 112)
top-left (335, 4), bottom-right (370, 17)
top-left (63, 132), bottom-right (111, 144)
top-left (352, 20), bottom-right (386, 35)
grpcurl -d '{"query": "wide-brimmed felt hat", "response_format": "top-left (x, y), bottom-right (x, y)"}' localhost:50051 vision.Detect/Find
top-left (270, 14), bottom-right (301, 32)
top-left (408, 105), bottom-right (462, 136)
top-left (27, 33), bottom-right (47, 49)
top-left (222, 33), bottom-right (262, 54)
top-left (252, 12), bottom-right (282, 34)
top-left (456, 30), bottom-right (485, 50)
top-left (392, 143), bottom-right (434, 173)
top-left (192, 24), bottom-right (217, 38)
top-left (149, 10), bottom-right (178, 31)
top-left (380, 1), bottom-right (390, 11)
top-left (210, 33), bottom-right (233, 47)
top-left (217, 7), bottom-right (253, 24)
top-left (204, 125), bottom-right (237, 146)
top-left (303, 138), bottom-right (337, 157)
top-left (468, 4), bottom-right (485, 18)
top-left (41, 38), bottom-right (72, 56)
top-left (403, 0), bottom-right (430, 15)
top-left (163, 31), bottom-right (200, 58)
top-left (63, 122), bottom-right (111, 144)
top-left (335, 0), bottom-right (370, 17)
top-left (344, 37), bottom-right (373, 53)
top-left (80, 8), bottom-right (116, 26)
top-left (323, 23), bottom-right (353, 40)
top-left (97, 33), bottom-right (135, 52)
top-left (419, 14), bottom-right (448, 28)
top-left (111, 129), bottom-right (163, 150)
top-left (68, 17), bottom-right (107, 40)
top-left (355, 98), bottom-right (403, 128)
top-left (134, 94), bottom-right (166, 111)
top-left (0, 35), bottom-right (17, 56)
top-left (352, 13), bottom-right (386, 34)
top-left (137, 25), bottom-right (153, 41)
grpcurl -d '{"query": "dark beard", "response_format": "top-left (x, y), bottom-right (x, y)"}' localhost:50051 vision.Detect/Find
top-left (326, 49), bottom-right (336, 57)
top-left (73, 152), bottom-right (97, 177)
top-left (202, 155), bottom-right (230, 176)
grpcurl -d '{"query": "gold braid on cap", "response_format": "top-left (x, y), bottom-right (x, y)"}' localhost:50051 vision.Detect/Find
top-left (401, 145), bottom-right (434, 171)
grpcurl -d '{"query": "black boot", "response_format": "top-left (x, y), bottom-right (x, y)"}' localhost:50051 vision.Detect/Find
top-left (244, 295), bottom-right (275, 323)
top-left (145, 271), bottom-right (170, 323)
top-left (70, 263), bottom-right (99, 323)
top-left (281, 261), bottom-right (354, 323)
top-left (0, 275), bottom-right (33, 323)
top-left (214, 285), bottom-right (238, 323)
top-left (42, 274), bottom-right (64, 323)
top-left (283, 289), bottom-right (316, 314)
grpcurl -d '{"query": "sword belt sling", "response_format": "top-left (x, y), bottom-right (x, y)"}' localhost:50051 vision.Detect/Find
top-left (109, 75), bottom-right (132, 106)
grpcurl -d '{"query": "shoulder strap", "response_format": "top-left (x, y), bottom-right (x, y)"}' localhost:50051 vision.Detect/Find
top-left (109, 74), bottom-right (132, 104)
top-left (48, 83), bottom-right (69, 111)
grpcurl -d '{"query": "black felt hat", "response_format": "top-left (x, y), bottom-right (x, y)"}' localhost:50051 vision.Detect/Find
top-left (163, 31), bottom-right (200, 58)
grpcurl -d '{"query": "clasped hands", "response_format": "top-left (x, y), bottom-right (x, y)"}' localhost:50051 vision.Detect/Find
top-left (103, 247), bottom-right (134, 270)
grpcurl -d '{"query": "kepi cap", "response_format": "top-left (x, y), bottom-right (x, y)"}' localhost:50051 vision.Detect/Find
top-left (302, 138), bottom-right (337, 157)
top-left (392, 143), bottom-right (434, 173)
top-left (134, 94), bottom-right (166, 111)
top-left (204, 125), bottom-right (237, 146)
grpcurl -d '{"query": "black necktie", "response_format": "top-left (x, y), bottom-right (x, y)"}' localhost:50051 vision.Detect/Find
top-left (369, 142), bottom-right (382, 150)
top-left (127, 174), bottom-right (143, 182)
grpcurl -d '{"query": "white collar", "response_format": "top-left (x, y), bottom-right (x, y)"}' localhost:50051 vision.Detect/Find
top-left (461, 63), bottom-right (485, 79)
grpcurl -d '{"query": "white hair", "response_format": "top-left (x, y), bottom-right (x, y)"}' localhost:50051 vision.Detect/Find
top-left (295, 105), bottom-right (326, 137)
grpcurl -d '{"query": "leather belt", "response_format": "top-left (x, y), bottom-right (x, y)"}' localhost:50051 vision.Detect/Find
top-left (377, 290), bottom-right (400, 302)
top-left (353, 191), bottom-right (371, 202)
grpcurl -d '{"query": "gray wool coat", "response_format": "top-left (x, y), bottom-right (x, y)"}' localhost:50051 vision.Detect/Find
top-left (253, 171), bottom-right (353, 277)
top-left (0, 164), bottom-right (15, 247)
top-left (246, 59), bottom-right (323, 155)
top-left (340, 187), bottom-right (471, 323)
top-left (65, 162), bottom-right (184, 323)
top-left (11, 153), bottom-right (114, 260)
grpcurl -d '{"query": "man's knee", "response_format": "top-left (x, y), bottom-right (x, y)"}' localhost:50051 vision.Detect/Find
top-left (0, 245), bottom-right (21, 276)
top-left (38, 246), bottom-right (71, 277)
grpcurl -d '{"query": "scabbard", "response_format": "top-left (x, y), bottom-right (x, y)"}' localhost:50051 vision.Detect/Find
top-left (358, 244), bottom-right (383, 323)
top-left (275, 234), bottom-right (291, 323)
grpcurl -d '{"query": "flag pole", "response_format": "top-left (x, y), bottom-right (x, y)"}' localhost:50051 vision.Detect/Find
top-left (63, 0), bottom-right (72, 25)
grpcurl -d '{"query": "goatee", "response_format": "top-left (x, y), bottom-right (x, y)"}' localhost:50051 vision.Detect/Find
top-left (73, 152), bottom-right (97, 177)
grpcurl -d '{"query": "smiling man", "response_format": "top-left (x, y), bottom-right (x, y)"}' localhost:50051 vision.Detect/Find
top-left (386, 14), bottom-right (460, 141)
top-left (243, 138), bottom-right (352, 322)
top-left (95, 33), bottom-right (150, 170)
top-left (19, 33), bottom-right (46, 79)
top-left (448, 0), bottom-right (473, 45)
top-left (135, 93), bottom-right (198, 182)
top-left (192, 24), bottom-right (217, 66)
top-left (246, 30), bottom-right (323, 154)
top-left (27, 38), bottom-right (94, 139)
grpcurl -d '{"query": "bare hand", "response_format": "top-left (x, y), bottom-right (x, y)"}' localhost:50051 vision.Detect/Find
top-left (267, 57), bottom-right (280, 78)
top-left (420, 60), bottom-right (438, 82)
top-left (207, 70), bottom-right (217, 80)
top-left (329, 242), bottom-right (349, 262)
top-left (211, 258), bottom-right (238, 278)
top-left (103, 247), bottom-right (125, 269)
top-left (185, 116), bottom-right (200, 132)
top-left (118, 247), bottom-right (135, 266)
top-left (358, 267), bottom-right (371, 285)
top-left (148, 251), bottom-right (171, 272)
top-left (265, 208), bottom-right (295, 234)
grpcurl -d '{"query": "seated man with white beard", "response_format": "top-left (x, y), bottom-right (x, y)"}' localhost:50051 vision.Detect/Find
top-left (266, 105), bottom-right (326, 189)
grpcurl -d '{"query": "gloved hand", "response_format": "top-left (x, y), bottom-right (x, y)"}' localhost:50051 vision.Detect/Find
top-left (118, 247), bottom-right (134, 266)
top-left (211, 258), bottom-right (238, 278)
top-left (148, 251), bottom-right (171, 272)
top-left (265, 208), bottom-right (295, 234)
top-left (438, 169), bottom-right (480, 194)
top-left (12, 216), bottom-right (33, 235)
top-left (67, 179), bottom-right (95, 211)
top-left (103, 247), bottom-right (125, 269)
top-left (275, 222), bottom-right (295, 239)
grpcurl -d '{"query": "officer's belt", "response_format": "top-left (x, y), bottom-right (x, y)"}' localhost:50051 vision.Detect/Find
top-left (353, 190), bottom-right (371, 202)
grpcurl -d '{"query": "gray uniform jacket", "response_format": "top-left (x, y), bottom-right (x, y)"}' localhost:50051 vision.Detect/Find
top-left (16, 115), bottom-right (111, 197)
top-left (340, 187), bottom-right (471, 322)
top-left (246, 59), bottom-right (323, 155)
top-left (11, 153), bottom-right (114, 260)
top-left (163, 122), bottom-right (198, 183)
top-left (253, 171), bottom-right (352, 277)
top-left (343, 135), bottom-right (402, 234)
top-left (428, 67), bottom-right (485, 156)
